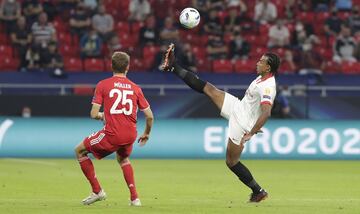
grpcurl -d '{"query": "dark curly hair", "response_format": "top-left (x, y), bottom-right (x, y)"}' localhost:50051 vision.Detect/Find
top-left (264, 52), bottom-right (280, 75)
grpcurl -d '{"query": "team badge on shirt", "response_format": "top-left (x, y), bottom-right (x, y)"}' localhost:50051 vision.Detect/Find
top-left (264, 88), bottom-right (271, 95)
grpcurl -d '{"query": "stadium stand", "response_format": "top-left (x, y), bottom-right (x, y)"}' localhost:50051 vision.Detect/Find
top-left (0, 0), bottom-right (358, 75)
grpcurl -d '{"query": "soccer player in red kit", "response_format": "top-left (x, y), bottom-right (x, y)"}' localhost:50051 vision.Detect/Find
top-left (74, 52), bottom-right (154, 206)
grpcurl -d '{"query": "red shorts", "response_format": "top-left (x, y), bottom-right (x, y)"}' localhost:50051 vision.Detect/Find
top-left (83, 130), bottom-right (136, 159)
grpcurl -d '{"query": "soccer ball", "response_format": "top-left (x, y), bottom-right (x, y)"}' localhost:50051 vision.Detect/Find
top-left (179, 8), bottom-right (200, 29)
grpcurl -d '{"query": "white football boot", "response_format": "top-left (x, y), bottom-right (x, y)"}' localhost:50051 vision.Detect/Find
top-left (82, 189), bottom-right (107, 205)
top-left (129, 198), bottom-right (142, 206)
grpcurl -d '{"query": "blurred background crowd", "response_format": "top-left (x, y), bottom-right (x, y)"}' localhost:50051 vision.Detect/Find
top-left (0, 0), bottom-right (359, 75)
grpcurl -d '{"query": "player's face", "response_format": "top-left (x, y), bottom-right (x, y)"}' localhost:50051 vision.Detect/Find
top-left (256, 55), bottom-right (270, 75)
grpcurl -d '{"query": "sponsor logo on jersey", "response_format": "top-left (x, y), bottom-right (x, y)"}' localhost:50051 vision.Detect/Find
top-left (263, 95), bottom-right (272, 100)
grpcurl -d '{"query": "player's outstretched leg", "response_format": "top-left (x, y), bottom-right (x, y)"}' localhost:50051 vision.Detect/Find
top-left (226, 139), bottom-right (268, 203)
top-left (116, 154), bottom-right (141, 206)
top-left (75, 142), bottom-right (107, 205)
top-left (161, 43), bottom-right (226, 110)
top-left (161, 43), bottom-right (206, 93)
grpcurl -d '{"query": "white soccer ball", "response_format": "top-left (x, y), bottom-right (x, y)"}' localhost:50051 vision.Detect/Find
top-left (179, 8), bottom-right (200, 29)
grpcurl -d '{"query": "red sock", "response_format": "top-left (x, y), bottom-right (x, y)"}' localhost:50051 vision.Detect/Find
top-left (78, 156), bottom-right (101, 194)
top-left (121, 162), bottom-right (138, 200)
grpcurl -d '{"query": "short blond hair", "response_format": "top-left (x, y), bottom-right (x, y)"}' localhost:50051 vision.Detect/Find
top-left (111, 52), bottom-right (130, 73)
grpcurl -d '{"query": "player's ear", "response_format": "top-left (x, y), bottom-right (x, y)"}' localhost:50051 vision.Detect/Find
top-left (267, 64), bottom-right (271, 73)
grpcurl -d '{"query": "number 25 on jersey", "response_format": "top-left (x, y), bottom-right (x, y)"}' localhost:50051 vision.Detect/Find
top-left (109, 88), bottom-right (134, 115)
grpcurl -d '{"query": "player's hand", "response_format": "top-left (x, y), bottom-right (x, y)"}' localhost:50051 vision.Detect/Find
top-left (242, 132), bottom-right (254, 142)
top-left (97, 112), bottom-right (104, 121)
top-left (137, 134), bottom-right (149, 147)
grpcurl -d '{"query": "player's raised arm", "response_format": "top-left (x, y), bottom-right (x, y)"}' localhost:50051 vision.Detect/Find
top-left (90, 103), bottom-right (104, 121)
top-left (138, 107), bottom-right (154, 146)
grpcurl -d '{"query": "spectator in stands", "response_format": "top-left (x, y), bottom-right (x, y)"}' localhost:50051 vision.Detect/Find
top-left (206, 33), bottom-right (228, 60)
top-left (335, 0), bottom-right (352, 11)
top-left (254, 0), bottom-right (277, 25)
top-left (268, 19), bottom-right (290, 48)
top-left (128, 0), bottom-right (151, 22)
top-left (311, 0), bottom-right (331, 12)
top-left (178, 43), bottom-right (197, 72)
top-left (291, 20), bottom-right (316, 49)
top-left (58, 0), bottom-right (80, 15)
top-left (284, 0), bottom-right (299, 20)
top-left (153, 0), bottom-right (173, 25)
top-left (10, 16), bottom-right (32, 71)
top-left (224, 7), bottom-right (246, 33)
top-left (296, 40), bottom-right (325, 75)
top-left (69, 3), bottom-right (92, 39)
top-left (41, 41), bottom-right (64, 71)
top-left (80, 28), bottom-right (103, 58)
top-left (31, 12), bottom-right (57, 52)
top-left (228, 27), bottom-right (250, 60)
top-left (226, 0), bottom-right (247, 11)
top-left (347, 6), bottom-right (360, 35)
top-left (192, 0), bottom-right (209, 14)
top-left (0, 0), bottom-right (21, 34)
top-left (83, 0), bottom-right (98, 14)
top-left (21, 106), bottom-right (32, 118)
top-left (92, 4), bottom-right (115, 43)
top-left (139, 14), bottom-right (159, 46)
top-left (333, 24), bottom-right (357, 63)
top-left (208, 0), bottom-right (225, 11)
top-left (42, 0), bottom-right (57, 21)
top-left (271, 86), bottom-right (291, 118)
top-left (159, 17), bottom-right (179, 45)
top-left (107, 35), bottom-right (122, 58)
top-left (324, 8), bottom-right (343, 37)
top-left (203, 9), bottom-right (223, 36)
top-left (25, 43), bottom-right (41, 71)
top-left (23, 0), bottom-right (43, 27)
top-left (355, 42), bottom-right (360, 60)
top-left (280, 50), bottom-right (297, 74)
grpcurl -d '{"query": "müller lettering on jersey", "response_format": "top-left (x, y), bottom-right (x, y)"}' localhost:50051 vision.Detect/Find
top-left (114, 82), bottom-right (132, 89)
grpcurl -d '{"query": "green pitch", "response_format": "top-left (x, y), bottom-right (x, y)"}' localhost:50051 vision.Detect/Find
top-left (0, 159), bottom-right (359, 214)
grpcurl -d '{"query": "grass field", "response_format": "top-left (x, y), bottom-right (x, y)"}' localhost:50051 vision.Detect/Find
top-left (0, 159), bottom-right (359, 214)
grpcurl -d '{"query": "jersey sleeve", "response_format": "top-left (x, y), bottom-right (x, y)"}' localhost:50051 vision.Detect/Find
top-left (259, 85), bottom-right (276, 106)
top-left (92, 82), bottom-right (103, 105)
top-left (137, 87), bottom-right (150, 111)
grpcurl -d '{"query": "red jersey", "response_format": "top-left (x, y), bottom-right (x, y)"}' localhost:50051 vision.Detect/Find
top-left (92, 76), bottom-right (149, 138)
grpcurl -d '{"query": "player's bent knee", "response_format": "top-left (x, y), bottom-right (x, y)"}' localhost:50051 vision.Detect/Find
top-left (116, 154), bottom-right (129, 164)
top-left (225, 158), bottom-right (238, 168)
top-left (119, 157), bottom-right (130, 166)
top-left (74, 142), bottom-right (88, 157)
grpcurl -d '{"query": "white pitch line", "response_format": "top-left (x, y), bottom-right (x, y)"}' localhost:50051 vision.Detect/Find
top-left (0, 119), bottom-right (13, 148)
top-left (1, 158), bottom-right (58, 166)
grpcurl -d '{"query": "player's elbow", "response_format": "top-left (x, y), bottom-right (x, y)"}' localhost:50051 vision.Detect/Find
top-left (146, 115), bottom-right (154, 122)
